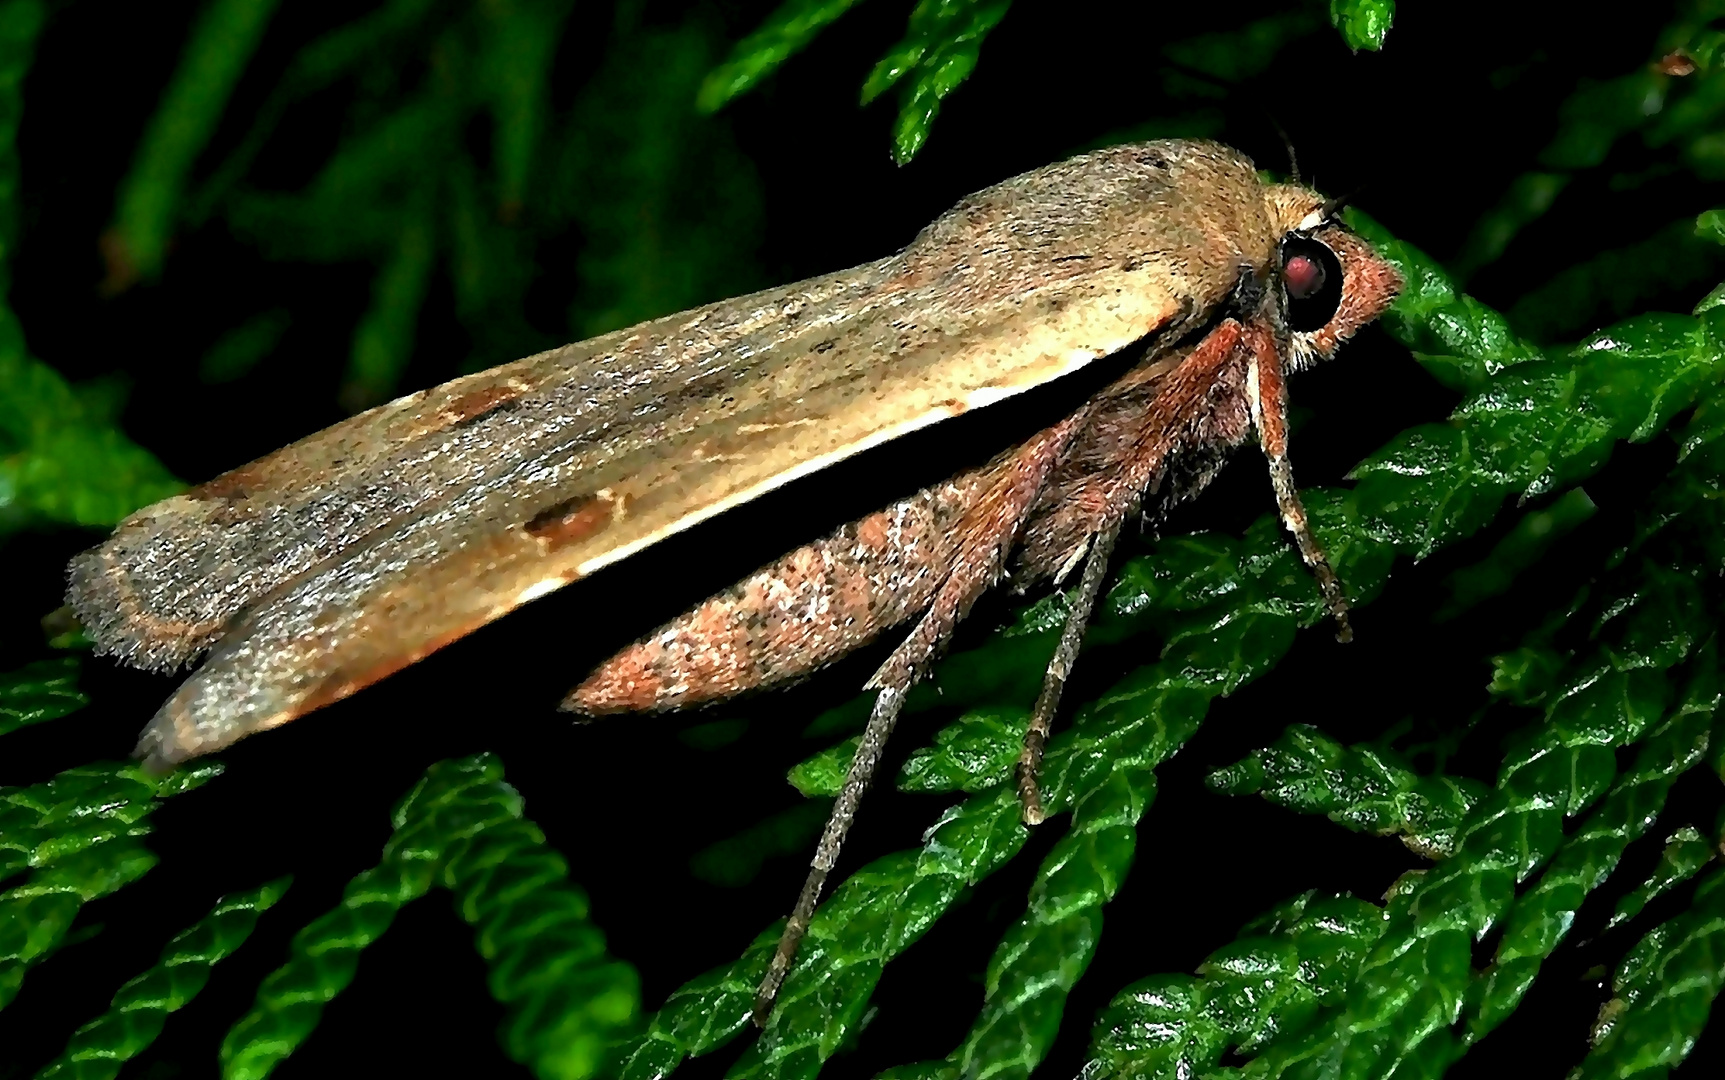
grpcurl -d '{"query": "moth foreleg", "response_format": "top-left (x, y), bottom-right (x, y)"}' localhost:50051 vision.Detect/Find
top-left (753, 410), bottom-right (1086, 1024)
top-left (1243, 322), bottom-right (1352, 642)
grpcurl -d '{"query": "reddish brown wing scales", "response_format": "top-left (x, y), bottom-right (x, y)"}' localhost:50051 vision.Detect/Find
top-left (526, 494), bottom-right (625, 550)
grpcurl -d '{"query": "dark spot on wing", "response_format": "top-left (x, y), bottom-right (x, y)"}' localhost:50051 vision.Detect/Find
top-left (526, 493), bottom-right (618, 551)
top-left (440, 383), bottom-right (527, 427)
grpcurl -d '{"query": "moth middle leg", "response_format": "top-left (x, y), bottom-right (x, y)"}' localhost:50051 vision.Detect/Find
top-left (1012, 317), bottom-right (1256, 823)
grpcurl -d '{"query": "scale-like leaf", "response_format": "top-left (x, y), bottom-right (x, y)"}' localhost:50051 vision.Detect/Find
top-left (36, 879), bottom-right (291, 1080)
top-left (1327, 0), bottom-right (1394, 52)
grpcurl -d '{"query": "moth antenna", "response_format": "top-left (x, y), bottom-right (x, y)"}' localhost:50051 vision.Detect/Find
top-left (1018, 520), bottom-right (1121, 825)
top-left (1269, 116), bottom-right (1300, 183)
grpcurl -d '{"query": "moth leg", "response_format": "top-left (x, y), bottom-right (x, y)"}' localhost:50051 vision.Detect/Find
top-left (1016, 518), bottom-right (1120, 825)
top-left (1009, 319), bottom-right (1255, 824)
top-left (1244, 322), bottom-right (1352, 642)
top-left (753, 410), bottom-right (1088, 1025)
top-left (753, 679), bottom-right (906, 1025)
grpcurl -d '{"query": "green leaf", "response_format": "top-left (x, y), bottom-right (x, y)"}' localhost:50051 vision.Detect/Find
top-left (691, 801), bottom-right (830, 886)
top-left (0, 841), bottom-right (159, 1009)
top-left (1083, 892), bottom-right (1386, 1079)
top-left (36, 878), bottom-right (291, 1080)
top-left (897, 708), bottom-right (1028, 793)
top-left (788, 736), bottom-right (857, 798)
top-left (1437, 487), bottom-right (1598, 618)
top-left (1692, 280), bottom-right (1725, 314)
top-left (1208, 725), bottom-right (1488, 858)
top-left (1349, 424), bottom-right (1506, 558)
top-left (1472, 695), bottom-right (1716, 1039)
top-left (863, 0), bottom-right (1014, 164)
top-left (198, 309), bottom-right (291, 384)
top-left (562, 25), bottom-right (765, 340)
top-left (479, 0), bottom-right (575, 213)
top-left (219, 755), bottom-right (638, 1080)
top-left (1582, 869), bottom-right (1725, 1077)
top-left (1542, 72), bottom-right (1668, 171)
top-left (0, 760), bottom-right (219, 888)
top-left (341, 201), bottom-right (436, 411)
top-left (102, 0), bottom-right (281, 288)
top-left (1697, 207), bottom-right (1725, 245)
top-left (0, 346), bottom-right (182, 531)
top-left (1489, 646), bottom-right (1568, 707)
top-left (696, 0), bottom-right (864, 113)
top-left (1608, 825), bottom-right (1717, 929)
top-left (1160, 12), bottom-right (1320, 83)
top-left (1239, 576), bottom-right (1717, 1075)
top-left (0, 657), bottom-right (84, 738)
top-left (1450, 172), bottom-right (1571, 281)
top-left (0, 5), bottom-right (179, 529)
top-left (1327, 0), bottom-right (1394, 52)
top-left (1508, 219), bottom-right (1725, 341)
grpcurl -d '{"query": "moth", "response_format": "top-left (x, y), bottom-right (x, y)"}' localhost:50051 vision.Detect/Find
top-left (68, 139), bottom-right (1401, 1021)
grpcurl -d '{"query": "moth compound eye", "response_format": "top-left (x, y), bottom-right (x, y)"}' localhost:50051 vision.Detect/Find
top-left (1280, 235), bottom-right (1343, 332)
top-left (1285, 253), bottom-right (1324, 298)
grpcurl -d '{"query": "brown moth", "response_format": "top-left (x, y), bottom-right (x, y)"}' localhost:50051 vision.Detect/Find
top-left (68, 139), bottom-right (1401, 1020)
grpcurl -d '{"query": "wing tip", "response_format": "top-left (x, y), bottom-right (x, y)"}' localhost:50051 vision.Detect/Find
top-left (64, 541), bottom-right (210, 673)
top-left (132, 722), bottom-right (185, 774)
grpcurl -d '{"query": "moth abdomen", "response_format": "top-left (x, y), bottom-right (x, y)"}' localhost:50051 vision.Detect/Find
top-left (562, 473), bottom-right (991, 714)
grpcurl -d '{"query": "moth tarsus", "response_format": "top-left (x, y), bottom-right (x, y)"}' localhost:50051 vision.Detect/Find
top-left (69, 139), bottom-right (1401, 1028)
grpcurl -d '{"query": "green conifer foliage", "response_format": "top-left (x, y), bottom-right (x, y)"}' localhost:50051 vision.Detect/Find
top-left (10, 3), bottom-right (1725, 1078)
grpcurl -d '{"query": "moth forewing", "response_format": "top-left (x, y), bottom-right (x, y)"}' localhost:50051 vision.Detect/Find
top-left (72, 140), bottom-right (1291, 767)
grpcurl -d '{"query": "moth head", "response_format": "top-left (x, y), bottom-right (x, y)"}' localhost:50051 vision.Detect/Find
top-left (1264, 184), bottom-right (1403, 371)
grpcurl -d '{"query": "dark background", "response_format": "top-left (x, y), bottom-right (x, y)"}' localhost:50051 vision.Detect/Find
top-left (3, 1), bottom-right (1724, 1077)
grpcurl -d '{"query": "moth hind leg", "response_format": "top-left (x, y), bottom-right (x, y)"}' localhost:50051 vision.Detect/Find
top-left (752, 408), bottom-right (1088, 1024)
